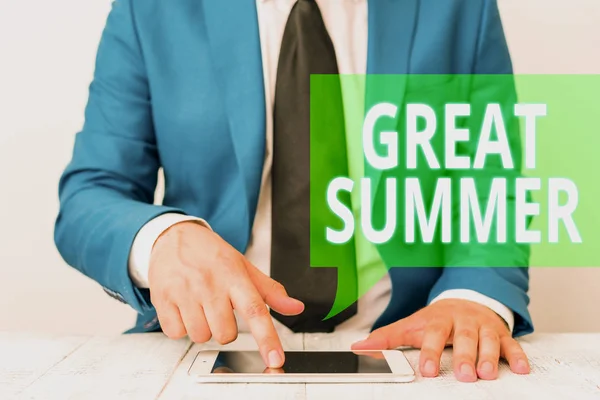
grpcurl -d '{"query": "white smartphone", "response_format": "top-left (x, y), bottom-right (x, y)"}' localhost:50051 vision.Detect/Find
top-left (188, 350), bottom-right (415, 383)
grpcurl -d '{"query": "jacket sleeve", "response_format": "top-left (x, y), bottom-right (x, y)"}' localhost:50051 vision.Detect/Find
top-left (54, 0), bottom-right (183, 315)
top-left (428, 0), bottom-right (533, 337)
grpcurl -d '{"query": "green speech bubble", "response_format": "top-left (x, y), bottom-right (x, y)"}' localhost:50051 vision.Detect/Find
top-left (310, 74), bottom-right (600, 320)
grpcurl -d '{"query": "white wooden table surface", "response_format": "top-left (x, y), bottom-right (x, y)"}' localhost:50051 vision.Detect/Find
top-left (1, 331), bottom-right (599, 400)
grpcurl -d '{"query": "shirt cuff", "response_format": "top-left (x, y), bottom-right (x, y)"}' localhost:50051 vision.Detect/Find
top-left (429, 289), bottom-right (515, 333)
top-left (127, 213), bottom-right (211, 288)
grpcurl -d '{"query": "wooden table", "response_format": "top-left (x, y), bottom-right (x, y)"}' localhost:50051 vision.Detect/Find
top-left (1, 331), bottom-right (599, 400)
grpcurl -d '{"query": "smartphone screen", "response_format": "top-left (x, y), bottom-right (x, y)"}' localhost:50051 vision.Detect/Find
top-left (211, 351), bottom-right (393, 374)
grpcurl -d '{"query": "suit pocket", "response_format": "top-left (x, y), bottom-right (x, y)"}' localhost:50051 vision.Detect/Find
top-left (406, 74), bottom-right (455, 92)
top-left (404, 75), bottom-right (467, 106)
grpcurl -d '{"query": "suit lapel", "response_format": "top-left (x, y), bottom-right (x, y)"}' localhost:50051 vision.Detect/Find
top-left (201, 1), bottom-right (266, 240)
top-left (199, 0), bottom-right (417, 240)
top-left (366, 0), bottom-right (418, 198)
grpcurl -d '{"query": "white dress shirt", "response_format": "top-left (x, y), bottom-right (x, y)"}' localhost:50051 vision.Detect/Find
top-left (128, 0), bottom-right (514, 333)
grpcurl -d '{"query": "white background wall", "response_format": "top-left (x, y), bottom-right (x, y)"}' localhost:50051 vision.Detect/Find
top-left (0, 0), bottom-right (599, 335)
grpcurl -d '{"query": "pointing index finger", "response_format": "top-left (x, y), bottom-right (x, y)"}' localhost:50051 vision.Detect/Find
top-left (230, 282), bottom-right (285, 369)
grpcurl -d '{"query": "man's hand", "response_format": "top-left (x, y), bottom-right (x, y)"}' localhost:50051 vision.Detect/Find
top-left (351, 299), bottom-right (530, 382)
top-left (148, 221), bottom-right (304, 368)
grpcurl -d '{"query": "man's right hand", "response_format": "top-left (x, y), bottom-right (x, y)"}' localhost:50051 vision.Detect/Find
top-left (148, 221), bottom-right (304, 368)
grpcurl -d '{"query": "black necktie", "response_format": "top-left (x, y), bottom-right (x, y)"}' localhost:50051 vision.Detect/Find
top-left (270, 0), bottom-right (357, 333)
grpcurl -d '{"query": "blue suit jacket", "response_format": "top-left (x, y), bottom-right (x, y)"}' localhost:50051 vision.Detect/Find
top-left (55, 0), bottom-right (533, 336)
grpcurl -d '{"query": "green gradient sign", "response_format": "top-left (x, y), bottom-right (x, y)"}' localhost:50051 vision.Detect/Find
top-left (310, 74), bottom-right (600, 320)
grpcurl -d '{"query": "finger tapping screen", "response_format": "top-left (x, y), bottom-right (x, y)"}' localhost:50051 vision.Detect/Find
top-left (211, 351), bottom-right (393, 374)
